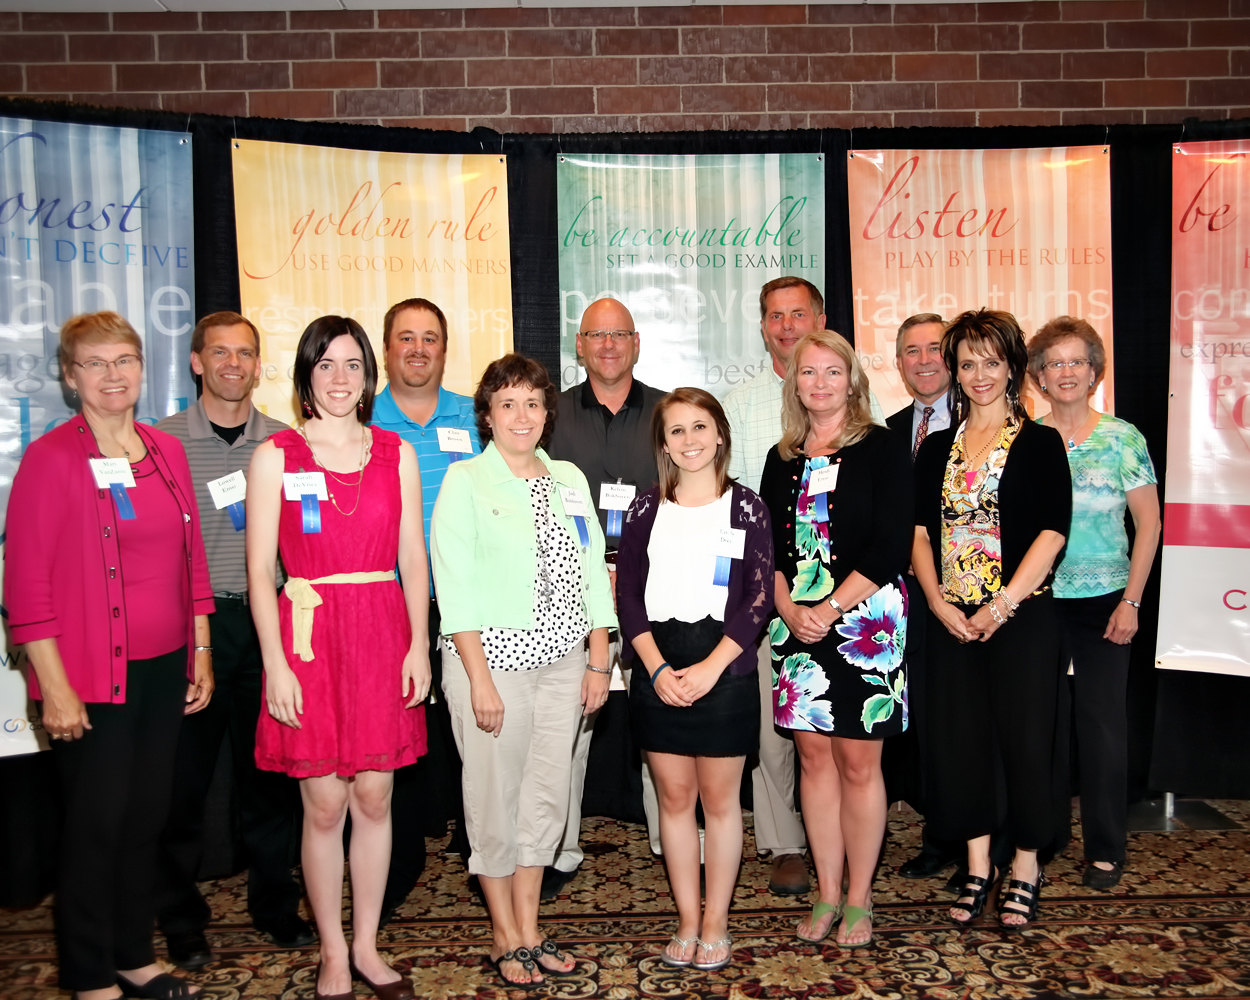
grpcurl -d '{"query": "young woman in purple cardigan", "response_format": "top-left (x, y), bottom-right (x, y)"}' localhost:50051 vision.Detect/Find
top-left (616, 388), bottom-right (774, 974)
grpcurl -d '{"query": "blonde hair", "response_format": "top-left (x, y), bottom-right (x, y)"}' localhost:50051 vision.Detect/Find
top-left (778, 331), bottom-right (875, 460)
top-left (59, 311), bottom-right (143, 371)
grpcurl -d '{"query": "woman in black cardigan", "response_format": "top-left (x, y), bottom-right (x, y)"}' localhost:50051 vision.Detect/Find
top-left (912, 309), bottom-right (1071, 930)
top-left (759, 331), bottom-right (913, 949)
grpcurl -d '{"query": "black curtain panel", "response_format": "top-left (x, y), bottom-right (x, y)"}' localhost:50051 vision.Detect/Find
top-left (2, 95), bottom-right (1249, 906)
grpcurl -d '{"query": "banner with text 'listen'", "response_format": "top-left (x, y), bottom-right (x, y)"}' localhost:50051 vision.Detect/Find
top-left (848, 147), bottom-right (1114, 420)
top-left (1157, 140), bottom-right (1250, 678)
top-left (557, 153), bottom-right (825, 398)
top-left (232, 140), bottom-right (512, 423)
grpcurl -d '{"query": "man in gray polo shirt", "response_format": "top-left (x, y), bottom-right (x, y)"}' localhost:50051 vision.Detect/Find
top-left (155, 311), bottom-right (309, 968)
top-left (546, 296), bottom-right (667, 894)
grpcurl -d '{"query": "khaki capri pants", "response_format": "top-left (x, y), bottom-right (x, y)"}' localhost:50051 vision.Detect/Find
top-left (441, 643), bottom-right (587, 878)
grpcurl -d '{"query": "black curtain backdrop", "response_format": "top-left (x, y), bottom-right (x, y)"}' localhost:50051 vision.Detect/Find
top-left (3, 95), bottom-right (1248, 905)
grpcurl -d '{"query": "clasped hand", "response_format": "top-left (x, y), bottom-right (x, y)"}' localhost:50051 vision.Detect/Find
top-left (653, 660), bottom-right (720, 708)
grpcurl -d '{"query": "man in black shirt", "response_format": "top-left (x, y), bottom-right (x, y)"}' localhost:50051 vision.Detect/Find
top-left (546, 297), bottom-right (667, 894)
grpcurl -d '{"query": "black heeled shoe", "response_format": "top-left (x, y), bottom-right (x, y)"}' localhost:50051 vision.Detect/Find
top-left (949, 865), bottom-right (998, 928)
top-left (998, 869), bottom-right (1044, 930)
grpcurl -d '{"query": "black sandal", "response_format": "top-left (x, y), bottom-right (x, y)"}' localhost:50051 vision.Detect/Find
top-left (532, 939), bottom-right (577, 977)
top-left (998, 870), bottom-right (1044, 930)
top-left (485, 948), bottom-right (540, 990)
top-left (949, 866), bottom-right (998, 928)
top-left (116, 972), bottom-right (199, 999)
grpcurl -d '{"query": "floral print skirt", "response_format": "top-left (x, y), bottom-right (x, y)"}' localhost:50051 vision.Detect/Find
top-left (770, 576), bottom-right (909, 739)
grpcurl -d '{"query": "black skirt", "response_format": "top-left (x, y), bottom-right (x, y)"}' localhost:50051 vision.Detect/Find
top-left (629, 617), bottom-right (760, 757)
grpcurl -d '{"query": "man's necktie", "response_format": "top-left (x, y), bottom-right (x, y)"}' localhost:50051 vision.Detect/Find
top-left (913, 405), bottom-right (934, 459)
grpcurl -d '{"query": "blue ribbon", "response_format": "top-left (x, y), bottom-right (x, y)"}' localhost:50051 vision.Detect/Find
top-left (812, 489), bottom-right (829, 523)
top-left (110, 482), bottom-right (136, 520)
top-left (226, 500), bottom-right (246, 531)
top-left (606, 508), bottom-right (623, 538)
top-left (572, 514), bottom-right (590, 548)
top-left (713, 555), bottom-right (732, 587)
top-left (301, 494), bottom-right (321, 534)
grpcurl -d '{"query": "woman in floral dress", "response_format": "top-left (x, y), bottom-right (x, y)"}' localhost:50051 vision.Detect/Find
top-left (759, 330), bottom-right (913, 949)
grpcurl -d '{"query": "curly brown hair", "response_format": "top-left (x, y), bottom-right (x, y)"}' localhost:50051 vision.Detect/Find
top-left (474, 353), bottom-right (558, 449)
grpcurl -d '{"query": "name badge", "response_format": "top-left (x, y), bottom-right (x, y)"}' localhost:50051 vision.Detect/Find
top-left (558, 486), bottom-right (589, 517)
top-left (283, 472), bottom-right (328, 501)
top-left (599, 483), bottom-right (635, 511)
top-left (600, 482), bottom-right (634, 538)
top-left (90, 457), bottom-right (135, 489)
top-left (208, 470), bottom-right (248, 531)
top-left (808, 463), bottom-right (840, 495)
top-left (437, 427), bottom-right (473, 454)
top-left (207, 470), bottom-right (247, 509)
top-left (711, 527), bottom-right (747, 559)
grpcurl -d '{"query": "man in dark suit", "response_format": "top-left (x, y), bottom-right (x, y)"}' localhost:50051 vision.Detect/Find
top-left (885, 313), bottom-right (965, 883)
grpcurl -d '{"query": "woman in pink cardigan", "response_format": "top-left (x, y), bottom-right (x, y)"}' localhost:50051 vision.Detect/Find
top-left (5, 312), bottom-right (215, 1000)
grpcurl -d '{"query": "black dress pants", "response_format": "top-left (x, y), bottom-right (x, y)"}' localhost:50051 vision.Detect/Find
top-left (49, 648), bottom-right (186, 991)
top-left (157, 599), bottom-right (303, 935)
top-left (382, 600), bottom-right (467, 914)
top-left (1055, 590), bottom-right (1131, 864)
top-left (926, 595), bottom-right (1064, 849)
top-left (896, 573), bottom-right (965, 864)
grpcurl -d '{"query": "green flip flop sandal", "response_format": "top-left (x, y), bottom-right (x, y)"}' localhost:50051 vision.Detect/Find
top-left (796, 900), bottom-right (843, 943)
top-left (836, 904), bottom-right (874, 949)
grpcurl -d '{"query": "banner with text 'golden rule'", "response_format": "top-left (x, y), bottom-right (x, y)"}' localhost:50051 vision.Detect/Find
top-left (232, 140), bottom-right (512, 422)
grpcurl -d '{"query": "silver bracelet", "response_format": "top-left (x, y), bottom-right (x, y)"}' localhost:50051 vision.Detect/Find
top-left (585, 664), bottom-right (611, 675)
top-left (827, 594), bottom-right (845, 617)
top-left (1121, 597), bottom-right (1141, 608)
top-left (194, 645), bottom-right (213, 652)
top-left (998, 589), bottom-right (1019, 612)
top-left (988, 600), bottom-right (1007, 625)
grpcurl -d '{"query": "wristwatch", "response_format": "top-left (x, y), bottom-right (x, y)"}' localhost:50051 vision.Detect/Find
top-left (828, 595), bottom-right (845, 617)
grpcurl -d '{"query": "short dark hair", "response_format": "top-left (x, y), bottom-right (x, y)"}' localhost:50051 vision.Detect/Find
top-left (1027, 315), bottom-right (1107, 386)
top-left (896, 312), bottom-right (945, 359)
top-left (651, 387), bottom-right (733, 503)
top-left (191, 311), bottom-right (260, 355)
top-left (759, 276), bottom-right (825, 320)
top-left (383, 298), bottom-right (448, 349)
top-left (293, 315), bottom-right (378, 424)
top-left (942, 309), bottom-right (1030, 425)
top-left (474, 353), bottom-right (558, 449)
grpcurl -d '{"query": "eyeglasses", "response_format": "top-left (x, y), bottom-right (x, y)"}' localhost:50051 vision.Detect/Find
top-left (579, 329), bottom-right (636, 341)
top-left (73, 355), bottom-right (143, 374)
top-left (1041, 358), bottom-right (1090, 372)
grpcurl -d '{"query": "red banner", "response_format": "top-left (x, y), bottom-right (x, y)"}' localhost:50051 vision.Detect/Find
top-left (1157, 140), bottom-right (1250, 676)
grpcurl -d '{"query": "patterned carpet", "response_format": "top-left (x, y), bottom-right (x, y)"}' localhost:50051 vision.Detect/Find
top-left (3, 801), bottom-right (1249, 999)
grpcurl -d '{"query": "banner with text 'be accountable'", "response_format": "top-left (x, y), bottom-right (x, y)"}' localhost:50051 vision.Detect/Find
top-left (848, 146), bottom-right (1113, 420)
top-left (557, 153), bottom-right (825, 398)
top-left (1157, 140), bottom-right (1250, 678)
top-left (232, 140), bottom-right (512, 423)
top-left (0, 119), bottom-right (196, 756)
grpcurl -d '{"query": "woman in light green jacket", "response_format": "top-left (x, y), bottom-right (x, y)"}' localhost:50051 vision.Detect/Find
top-left (431, 353), bottom-right (615, 990)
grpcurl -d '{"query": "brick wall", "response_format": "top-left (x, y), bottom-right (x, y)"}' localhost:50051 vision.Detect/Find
top-left (0, 3), bottom-right (1247, 132)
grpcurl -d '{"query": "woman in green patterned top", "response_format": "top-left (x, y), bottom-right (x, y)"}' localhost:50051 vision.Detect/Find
top-left (1028, 316), bottom-right (1161, 892)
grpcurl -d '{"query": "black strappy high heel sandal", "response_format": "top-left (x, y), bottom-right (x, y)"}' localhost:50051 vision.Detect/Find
top-left (949, 865), bottom-right (998, 928)
top-left (998, 869), bottom-right (1044, 930)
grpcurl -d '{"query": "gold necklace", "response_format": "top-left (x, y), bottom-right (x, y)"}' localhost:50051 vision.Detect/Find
top-left (963, 418), bottom-right (1005, 470)
top-left (302, 428), bottom-right (368, 516)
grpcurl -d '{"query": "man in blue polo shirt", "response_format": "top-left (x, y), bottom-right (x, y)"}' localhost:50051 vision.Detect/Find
top-left (371, 296), bottom-right (480, 922)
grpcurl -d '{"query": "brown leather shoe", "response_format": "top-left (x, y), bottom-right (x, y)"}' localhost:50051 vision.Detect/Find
top-left (768, 852), bottom-right (810, 895)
